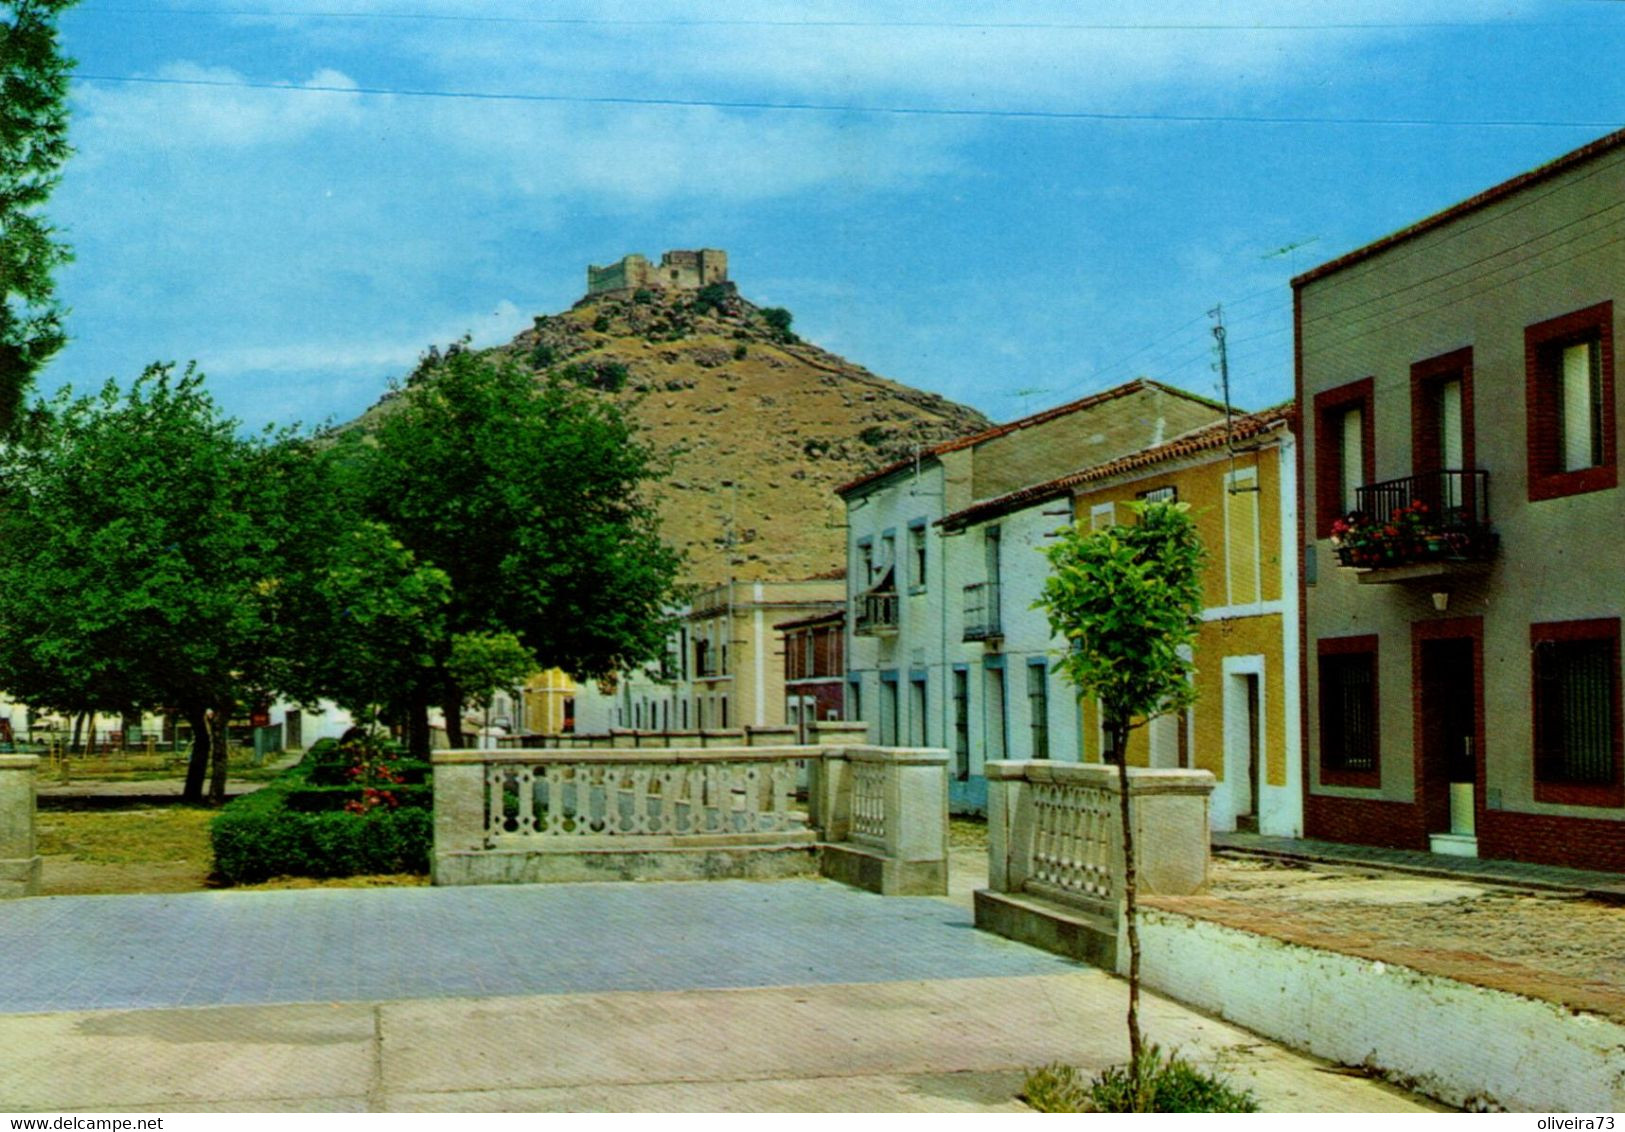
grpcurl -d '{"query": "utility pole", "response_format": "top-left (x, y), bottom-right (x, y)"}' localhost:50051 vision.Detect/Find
top-left (1209, 303), bottom-right (1233, 441)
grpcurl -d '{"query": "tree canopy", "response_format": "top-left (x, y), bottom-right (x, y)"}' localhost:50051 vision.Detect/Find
top-left (1038, 500), bottom-right (1205, 749)
top-left (0, 365), bottom-right (335, 801)
top-left (346, 345), bottom-right (683, 750)
top-left (0, 0), bottom-right (76, 434)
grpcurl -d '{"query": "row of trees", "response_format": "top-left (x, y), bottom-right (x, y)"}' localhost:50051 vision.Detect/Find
top-left (0, 350), bottom-right (683, 802)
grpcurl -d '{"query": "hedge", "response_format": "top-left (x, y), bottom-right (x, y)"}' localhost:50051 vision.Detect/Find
top-left (209, 742), bottom-right (433, 884)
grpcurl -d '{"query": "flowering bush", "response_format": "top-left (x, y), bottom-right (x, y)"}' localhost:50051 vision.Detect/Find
top-left (339, 736), bottom-right (407, 814)
top-left (1331, 500), bottom-right (1494, 567)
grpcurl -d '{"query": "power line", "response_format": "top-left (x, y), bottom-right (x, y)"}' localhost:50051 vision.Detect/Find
top-left (71, 6), bottom-right (1625, 31)
top-left (69, 72), bottom-right (1625, 130)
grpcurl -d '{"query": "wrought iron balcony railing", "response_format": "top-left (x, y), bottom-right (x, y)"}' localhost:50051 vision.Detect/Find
top-left (962, 581), bottom-right (1002, 641)
top-left (853, 589), bottom-right (899, 636)
top-left (1336, 469), bottom-right (1497, 570)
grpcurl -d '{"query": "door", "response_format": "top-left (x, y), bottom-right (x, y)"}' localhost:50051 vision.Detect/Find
top-left (1420, 637), bottom-right (1477, 836)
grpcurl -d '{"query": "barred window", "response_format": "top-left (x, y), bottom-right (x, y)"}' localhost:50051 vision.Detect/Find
top-left (1319, 648), bottom-right (1377, 777)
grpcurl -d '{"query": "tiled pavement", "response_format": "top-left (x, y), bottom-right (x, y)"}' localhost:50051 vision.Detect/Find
top-left (0, 879), bottom-right (1078, 1015)
top-left (1214, 831), bottom-right (1625, 896)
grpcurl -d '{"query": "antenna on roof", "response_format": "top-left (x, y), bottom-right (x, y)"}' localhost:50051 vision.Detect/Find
top-left (1210, 305), bottom-right (1258, 495)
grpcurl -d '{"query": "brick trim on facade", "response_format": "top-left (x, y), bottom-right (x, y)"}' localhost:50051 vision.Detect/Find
top-left (1305, 791), bottom-right (1429, 852)
top-left (1312, 377), bottom-right (1375, 538)
top-left (1410, 616), bottom-right (1485, 839)
top-left (1525, 301), bottom-right (1617, 502)
top-left (1529, 617), bottom-right (1625, 809)
top-left (1410, 346), bottom-right (1476, 480)
top-left (1316, 634), bottom-right (1381, 789)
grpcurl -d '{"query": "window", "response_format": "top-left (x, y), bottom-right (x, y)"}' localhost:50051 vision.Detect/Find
top-left (952, 668), bottom-right (969, 780)
top-left (1224, 466), bottom-right (1260, 606)
top-left (1532, 619), bottom-right (1623, 806)
top-left (1411, 348), bottom-right (1475, 511)
top-left (1089, 502), bottom-right (1117, 531)
top-left (1027, 662), bottom-right (1050, 760)
top-left (857, 539), bottom-right (874, 585)
top-left (909, 523), bottom-right (928, 590)
top-left (1526, 302), bottom-right (1616, 501)
top-left (1318, 635), bottom-right (1379, 786)
top-left (1313, 378), bottom-right (1375, 536)
top-left (879, 673), bottom-right (899, 746)
top-left (909, 674), bottom-right (927, 746)
top-left (1137, 485), bottom-right (1177, 504)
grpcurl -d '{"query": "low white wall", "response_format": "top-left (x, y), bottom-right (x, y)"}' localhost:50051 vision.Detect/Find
top-left (1136, 907), bottom-right (1625, 1112)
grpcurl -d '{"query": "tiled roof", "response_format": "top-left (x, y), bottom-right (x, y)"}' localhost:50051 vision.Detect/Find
top-left (937, 404), bottom-right (1295, 531)
top-left (834, 378), bottom-right (1227, 497)
top-left (1294, 126), bottom-right (1625, 288)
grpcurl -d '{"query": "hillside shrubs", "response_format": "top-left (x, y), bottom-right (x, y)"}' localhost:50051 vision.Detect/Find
top-left (209, 736), bottom-right (432, 884)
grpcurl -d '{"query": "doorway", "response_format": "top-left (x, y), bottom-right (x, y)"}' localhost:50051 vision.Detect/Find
top-left (1419, 636), bottom-right (1477, 840)
top-left (1223, 658), bottom-right (1265, 832)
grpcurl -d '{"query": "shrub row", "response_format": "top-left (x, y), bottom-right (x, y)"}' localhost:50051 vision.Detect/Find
top-left (209, 741), bottom-right (433, 884)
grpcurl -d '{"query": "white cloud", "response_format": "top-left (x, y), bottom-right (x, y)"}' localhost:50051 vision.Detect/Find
top-left (74, 63), bottom-right (365, 154)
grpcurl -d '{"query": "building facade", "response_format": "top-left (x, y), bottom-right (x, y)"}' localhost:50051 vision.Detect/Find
top-left (839, 379), bottom-right (1228, 811)
top-left (1296, 128), bottom-right (1625, 871)
top-left (573, 578), bottom-right (844, 735)
top-left (776, 610), bottom-right (846, 742)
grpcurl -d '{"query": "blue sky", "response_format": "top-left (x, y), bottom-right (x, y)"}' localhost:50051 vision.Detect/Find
top-left (38, 1), bottom-right (1625, 430)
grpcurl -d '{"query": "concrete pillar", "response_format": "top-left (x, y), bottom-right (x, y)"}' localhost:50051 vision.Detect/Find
top-left (808, 721), bottom-right (868, 747)
top-left (431, 755), bottom-right (487, 885)
top-left (807, 749), bottom-right (851, 841)
top-left (0, 755), bottom-right (41, 898)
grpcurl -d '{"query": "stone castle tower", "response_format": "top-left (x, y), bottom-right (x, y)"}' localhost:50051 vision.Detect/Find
top-left (586, 249), bottom-right (729, 297)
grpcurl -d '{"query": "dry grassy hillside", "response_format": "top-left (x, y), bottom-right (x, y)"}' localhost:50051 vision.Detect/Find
top-left (365, 284), bottom-right (992, 585)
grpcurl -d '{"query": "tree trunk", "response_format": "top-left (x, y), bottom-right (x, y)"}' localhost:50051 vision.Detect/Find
top-left (1109, 716), bottom-right (1145, 1105)
top-left (406, 687), bottom-right (430, 760)
top-left (182, 706), bottom-right (210, 802)
top-left (207, 698), bottom-right (233, 806)
top-left (71, 710), bottom-right (86, 755)
top-left (442, 685), bottom-right (465, 750)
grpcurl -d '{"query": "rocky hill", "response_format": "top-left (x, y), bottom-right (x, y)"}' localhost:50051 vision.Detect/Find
top-left (370, 282), bottom-right (991, 585)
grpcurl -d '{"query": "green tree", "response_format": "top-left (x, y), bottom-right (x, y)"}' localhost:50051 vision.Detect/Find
top-left (759, 306), bottom-right (794, 342)
top-left (354, 345), bottom-right (682, 753)
top-left (0, 365), bottom-right (337, 803)
top-left (1035, 500), bottom-right (1205, 1097)
top-left (0, 0), bottom-right (76, 434)
top-left (448, 630), bottom-right (536, 748)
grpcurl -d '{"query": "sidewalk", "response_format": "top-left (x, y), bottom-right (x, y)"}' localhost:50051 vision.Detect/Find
top-left (1214, 830), bottom-right (1625, 899)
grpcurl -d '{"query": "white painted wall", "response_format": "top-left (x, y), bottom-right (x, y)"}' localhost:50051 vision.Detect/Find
top-left (1137, 907), bottom-right (1625, 1112)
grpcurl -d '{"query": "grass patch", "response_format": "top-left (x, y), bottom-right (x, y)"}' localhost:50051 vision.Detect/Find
top-left (36, 805), bottom-right (215, 869)
top-left (1024, 1048), bottom-right (1259, 1113)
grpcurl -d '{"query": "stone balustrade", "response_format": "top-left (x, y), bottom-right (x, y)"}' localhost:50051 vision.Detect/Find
top-left (434, 734), bottom-right (948, 895)
top-left (976, 760), bottom-right (1214, 967)
top-left (0, 755), bottom-right (41, 898)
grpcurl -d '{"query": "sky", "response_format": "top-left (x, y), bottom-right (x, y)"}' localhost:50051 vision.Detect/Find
top-left (35, 0), bottom-right (1625, 432)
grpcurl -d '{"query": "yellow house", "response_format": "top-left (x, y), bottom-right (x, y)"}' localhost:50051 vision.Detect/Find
top-left (519, 668), bottom-right (578, 735)
top-left (1067, 407), bottom-right (1301, 836)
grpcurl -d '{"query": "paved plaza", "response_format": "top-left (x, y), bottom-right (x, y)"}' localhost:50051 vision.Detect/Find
top-left (0, 877), bottom-right (1442, 1112)
top-left (0, 880), bottom-right (1074, 1013)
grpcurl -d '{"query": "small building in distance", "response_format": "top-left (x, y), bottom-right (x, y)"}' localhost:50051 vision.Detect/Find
top-left (776, 609), bottom-right (847, 743)
top-left (586, 249), bottom-right (729, 297)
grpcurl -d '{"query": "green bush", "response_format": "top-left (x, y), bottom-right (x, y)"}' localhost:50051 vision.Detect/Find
top-left (209, 738), bottom-right (433, 883)
top-left (759, 306), bottom-right (795, 341)
top-left (1024, 1048), bottom-right (1258, 1113)
top-left (282, 785), bottom-right (432, 812)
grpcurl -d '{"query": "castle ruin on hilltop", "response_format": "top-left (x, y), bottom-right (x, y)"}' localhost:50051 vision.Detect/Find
top-left (586, 249), bottom-right (729, 297)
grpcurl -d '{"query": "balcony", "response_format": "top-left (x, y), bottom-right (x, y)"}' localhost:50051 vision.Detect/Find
top-left (1335, 470), bottom-right (1498, 582)
top-left (853, 589), bottom-right (899, 637)
top-left (962, 581), bottom-right (1002, 642)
